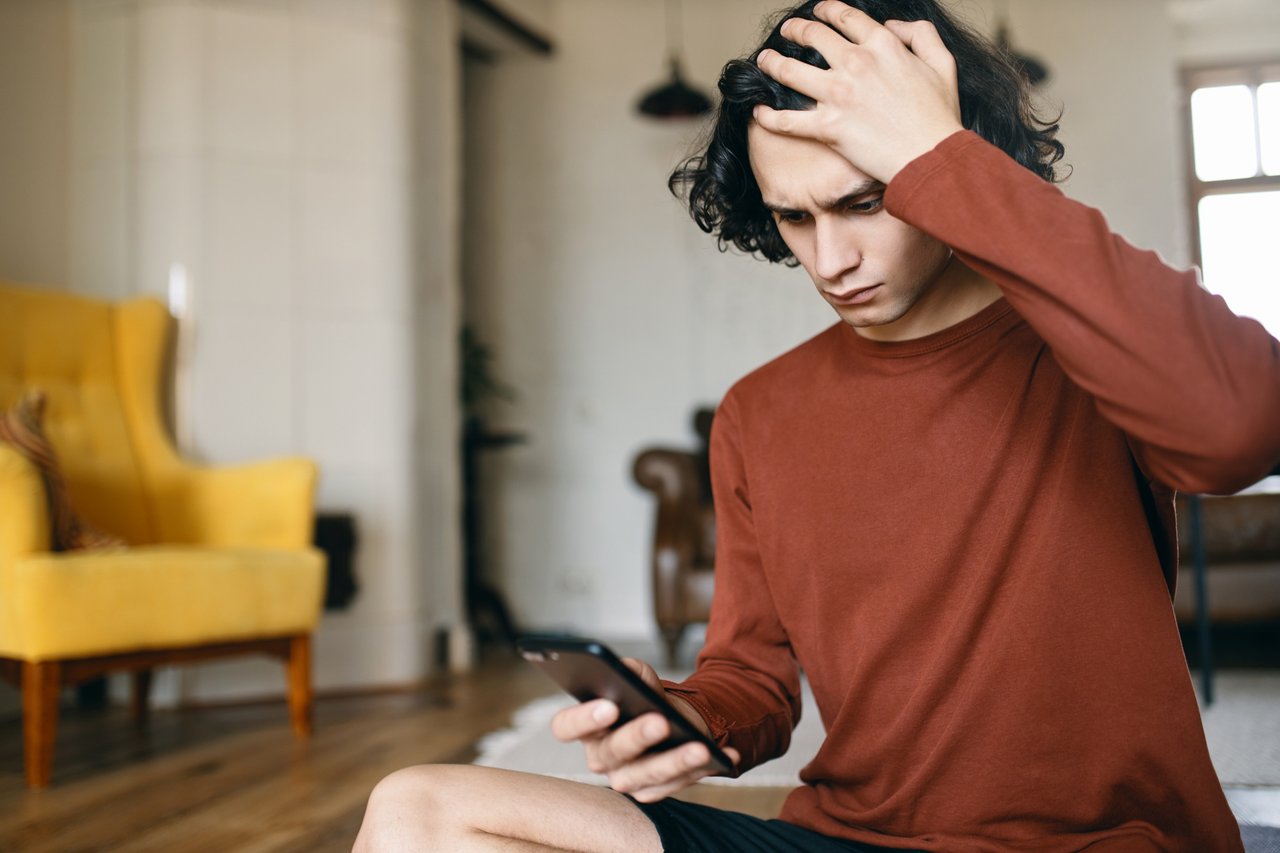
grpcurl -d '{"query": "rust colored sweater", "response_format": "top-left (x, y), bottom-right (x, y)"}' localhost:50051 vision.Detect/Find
top-left (664, 132), bottom-right (1280, 852)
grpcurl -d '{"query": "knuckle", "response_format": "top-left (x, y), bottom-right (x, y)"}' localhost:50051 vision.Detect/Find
top-left (816, 111), bottom-right (838, 140)
top-left (610, 726), bottom-right (643, 757)
top-left (684, 744), bottom-right (710, 768)
top-left (609, 769), bottom-right (639, 794)
top-left (866, 28), bottom-right (894, 48)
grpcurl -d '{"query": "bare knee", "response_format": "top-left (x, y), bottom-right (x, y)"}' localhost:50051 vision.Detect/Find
top-left (354, 764), bottom-right (468, 853)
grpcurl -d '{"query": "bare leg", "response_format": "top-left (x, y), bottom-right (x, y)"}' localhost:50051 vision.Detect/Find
top-left (352, 765), bottom-right (663, 853)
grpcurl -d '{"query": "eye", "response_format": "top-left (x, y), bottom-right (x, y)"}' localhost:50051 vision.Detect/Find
top-left (846, 194), bottom-right (884, 214)
top-left (775, 211), bottom-right (809, 225)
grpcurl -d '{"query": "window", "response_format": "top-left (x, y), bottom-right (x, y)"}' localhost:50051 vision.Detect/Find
top-left (1183, 62), bottom-right (1280, 338)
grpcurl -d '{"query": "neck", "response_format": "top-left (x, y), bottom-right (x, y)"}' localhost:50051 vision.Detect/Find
top-left (854, 255), bottom-right (1003, 342)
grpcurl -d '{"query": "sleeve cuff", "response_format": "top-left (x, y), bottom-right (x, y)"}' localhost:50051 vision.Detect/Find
top-left (659, 679), bottom-right (731, 742)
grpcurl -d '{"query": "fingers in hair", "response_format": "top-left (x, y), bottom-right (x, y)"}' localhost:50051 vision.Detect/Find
top-left (756, 45), bottom-right (829, 99)
top-left (811, 0), bottom-right (880, 44)
top-left (883, 19), bottom-right (956, 78)
top-left (751, 104), bottom-right (820, 138)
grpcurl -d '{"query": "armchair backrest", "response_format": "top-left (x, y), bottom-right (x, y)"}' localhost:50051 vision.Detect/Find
top-left (0, 282), bottom-right (179, 546)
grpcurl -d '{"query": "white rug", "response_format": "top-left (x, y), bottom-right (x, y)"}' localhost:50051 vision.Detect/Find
top-left (475, 671), bottom-right (1280, 788)
top-left (1202, 672), bottom-right (1280, 787)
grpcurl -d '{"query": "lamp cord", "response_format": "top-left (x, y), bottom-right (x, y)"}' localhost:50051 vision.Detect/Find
top-left (666, 0), bottom-right (682, 64)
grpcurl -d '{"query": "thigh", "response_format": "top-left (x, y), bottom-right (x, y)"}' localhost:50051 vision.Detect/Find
top-left (360, 764), bottom-right (662, 852)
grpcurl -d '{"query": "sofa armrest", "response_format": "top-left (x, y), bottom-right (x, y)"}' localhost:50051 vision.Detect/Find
top-left (157, 457), bottom-right (318, 549)
top-left (1176, 490), bottom-right (1280, 563)
top-left (0, 443), bottom-right (51, 563)
top-left (634, 448), bottom-right (711, 620)
top-left (634, 448), bottom-right (705, 507)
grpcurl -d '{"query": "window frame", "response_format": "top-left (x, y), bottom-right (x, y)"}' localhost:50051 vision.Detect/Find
top-left (1181, 59), bottom-right (1280, 271)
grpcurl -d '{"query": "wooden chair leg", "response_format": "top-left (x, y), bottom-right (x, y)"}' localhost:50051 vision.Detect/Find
top-left (660, 624), bottom-right (685, 669)
top-left (286, 634), bottom-right (313, 739)
top-left (131, 669), bottom-right (154, 724)
top-left (22, 660), bottom-right (61, 789)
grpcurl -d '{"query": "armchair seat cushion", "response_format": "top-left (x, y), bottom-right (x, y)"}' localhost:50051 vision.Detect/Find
top-left (1, 545), bottom-right (325, 661)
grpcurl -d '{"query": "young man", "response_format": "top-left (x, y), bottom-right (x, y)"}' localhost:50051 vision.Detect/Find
top-left (354, 1), bottom-right (1279, 850)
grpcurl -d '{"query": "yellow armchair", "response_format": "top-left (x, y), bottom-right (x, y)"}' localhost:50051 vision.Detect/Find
top-left (0, 282), bottom-right (326, 788)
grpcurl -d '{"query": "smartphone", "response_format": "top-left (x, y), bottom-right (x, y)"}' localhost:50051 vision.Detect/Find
top-left (515, 635), bottom-right (737, 776)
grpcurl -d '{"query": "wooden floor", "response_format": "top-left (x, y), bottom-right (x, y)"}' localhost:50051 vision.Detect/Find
top-left (0, 650), bottom-right (789, 852)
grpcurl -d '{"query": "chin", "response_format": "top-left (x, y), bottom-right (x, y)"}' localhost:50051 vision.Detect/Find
top-left (834, 300), bottom-right (911, 329)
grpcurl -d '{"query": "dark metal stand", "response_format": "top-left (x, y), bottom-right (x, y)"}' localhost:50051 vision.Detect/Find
top-left (462, 416), bottom-right (527, 644)
top-left (1187, 493), bottom-right (1214, 706)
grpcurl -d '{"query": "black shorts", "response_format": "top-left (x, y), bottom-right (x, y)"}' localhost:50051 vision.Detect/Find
top-left (630, 797), bottom-right (914, 853)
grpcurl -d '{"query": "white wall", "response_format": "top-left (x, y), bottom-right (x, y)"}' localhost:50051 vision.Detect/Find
top-left (467, 0), bottom-right (1270, 644)
top-left (0, 1), bottom-right (72, 286)
top-left (958, 0), bottom-right (1187, 265)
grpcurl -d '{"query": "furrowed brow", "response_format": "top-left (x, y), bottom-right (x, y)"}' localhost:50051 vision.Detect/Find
top-left (762, 200), bottom-right (804, 217)
top-left (818, 180), bottom-right (885, 210)
top-left (763, 179), bottom-right (884, 216)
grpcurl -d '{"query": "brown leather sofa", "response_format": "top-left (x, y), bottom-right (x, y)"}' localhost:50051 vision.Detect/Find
top-left (1174, 485), bottom-right (1280, 624)
top-left (633, 409), bottom-right (716, 667)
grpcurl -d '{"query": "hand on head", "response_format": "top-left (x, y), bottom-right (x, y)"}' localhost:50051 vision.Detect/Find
top-left (753, 0), bottom-right (964, 184)
top-left (548, 656), bottom-right (740, 803)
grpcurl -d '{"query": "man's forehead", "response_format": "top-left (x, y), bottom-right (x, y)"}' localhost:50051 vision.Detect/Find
top-left (747, 122), bottom-right (881, 210)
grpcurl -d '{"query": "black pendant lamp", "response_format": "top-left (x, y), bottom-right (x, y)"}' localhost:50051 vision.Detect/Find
top-left (994, 0), bottom-right (1049, 86)
top-left (637, 0), bottom-right (712, 119)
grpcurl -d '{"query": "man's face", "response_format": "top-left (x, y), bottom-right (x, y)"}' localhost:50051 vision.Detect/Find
top-left (747, 122), bottom-right (954, 342)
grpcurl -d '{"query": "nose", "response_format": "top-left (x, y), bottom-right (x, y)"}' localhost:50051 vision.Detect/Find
top-left (812, 216), bottom-right (862, 283)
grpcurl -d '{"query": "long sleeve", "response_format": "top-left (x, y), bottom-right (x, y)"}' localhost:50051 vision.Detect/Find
top-left (885, 130), bottom-right (1280, 494)
top-left (661, 390), bottom-right (802, 773)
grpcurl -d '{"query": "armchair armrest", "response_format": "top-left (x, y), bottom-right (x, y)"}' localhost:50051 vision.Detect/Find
top-left (0, 443), bottom-right (51, 563)
top-left (0, 444), bottom-right (52, 656)
top-left (157, 456), bottom-right (318, 549)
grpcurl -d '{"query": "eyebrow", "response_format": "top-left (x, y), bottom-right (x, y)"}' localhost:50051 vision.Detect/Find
top-left (762, 179), bottom-right (885, 216)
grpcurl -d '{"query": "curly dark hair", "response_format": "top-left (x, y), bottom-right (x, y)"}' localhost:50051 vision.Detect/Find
top-left (670, 0), bottom-right (1066, 265)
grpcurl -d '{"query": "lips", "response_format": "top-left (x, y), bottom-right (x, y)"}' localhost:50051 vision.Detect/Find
top-left (827, 284), bottom-right (882, 306)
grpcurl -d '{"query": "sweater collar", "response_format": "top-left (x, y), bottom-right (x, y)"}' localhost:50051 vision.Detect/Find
top-left (838, 297), bottom-right (1016, 359)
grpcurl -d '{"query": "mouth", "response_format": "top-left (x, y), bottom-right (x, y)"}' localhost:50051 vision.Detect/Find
top-left (826, 284), bottom-right (882, 306)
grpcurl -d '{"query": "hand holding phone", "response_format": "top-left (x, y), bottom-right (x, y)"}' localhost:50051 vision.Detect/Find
top-left (517, 636), bottom-right (739, 798)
